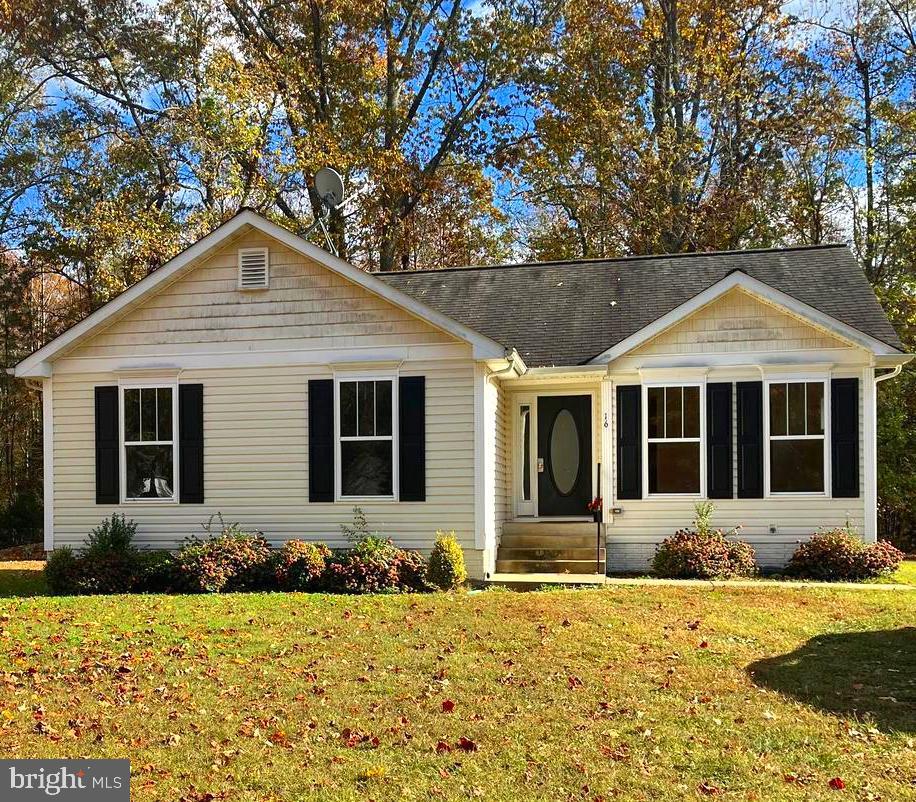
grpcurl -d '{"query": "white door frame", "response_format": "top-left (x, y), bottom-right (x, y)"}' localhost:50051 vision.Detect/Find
top-left (512, 389), bottom-right (598, 519)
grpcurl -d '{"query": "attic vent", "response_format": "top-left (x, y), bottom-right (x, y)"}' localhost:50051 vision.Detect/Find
top-left (238, 248), bottom-right (269, 289)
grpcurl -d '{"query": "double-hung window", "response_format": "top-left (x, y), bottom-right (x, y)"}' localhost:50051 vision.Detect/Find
top-left (646, 385), bottom-right (702, 494)
top-left (337, 378), bottom-right (395, 498)
top-left (122, 385), bottom-right (177, 501)
top-left (768, 381), bottom-right (825, 494)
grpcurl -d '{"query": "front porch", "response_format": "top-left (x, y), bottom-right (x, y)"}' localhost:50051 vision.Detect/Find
top-left (495, 520), bottom-right (605, 575)
top-left (491, 373), bottom-right (611, 579)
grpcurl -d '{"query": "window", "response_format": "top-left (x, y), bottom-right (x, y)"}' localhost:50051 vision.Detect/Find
top-left (520, 405), bottom-right (531, 501)
top-left (122, 385), bottom-right (176, 500)
top-left (768, 381), bottom-right (825, 493)
top-left (647, 385), bottom-right (701, 494)
top-left (338, 379), bottom-right (395, 498)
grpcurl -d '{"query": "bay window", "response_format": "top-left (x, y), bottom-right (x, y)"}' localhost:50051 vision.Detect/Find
top-left (337, 378), bottom-right (395, 498)
top-left (647, 385), bottom-right (702, 494)
top-left (768, 380), bottom-right (825, 494)
top-left (122, 385), bottom-right (176, 501)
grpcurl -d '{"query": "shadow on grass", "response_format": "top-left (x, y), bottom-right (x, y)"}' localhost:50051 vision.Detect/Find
top-left (748, 628), bottom-right (916, 733)
top-left (0, 562), bottom-right (48, 597)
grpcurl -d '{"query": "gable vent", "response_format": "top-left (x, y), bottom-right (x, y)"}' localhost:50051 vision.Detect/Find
top-left (238, 247), bottom-right (269, 289)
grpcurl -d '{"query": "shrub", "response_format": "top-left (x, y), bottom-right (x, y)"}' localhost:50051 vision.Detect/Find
top-left (427, 531), bottom-right (467, 590)
top-left (653, 502), bottom-right (756, 580)
top-left (275, 540), bottom-right (331, 590)
top-left (44, 547), bottom-right (81, 595)
top-left (787, 528), bottom-right (905, 581)
top-left (175, 515), bottom-right (273, 593)
top-left (134, 550), bottom-right (179, 593)
top-left (0, 492), bottom-right (42, 547)
top-left (324, 509), bottom-right (431, 593)
top-left (85, 513), bottom-right (138, 558)
top-left (323, 545), bottom-right (430, 594)
top-left (44, 513), bottom-right (142, 595)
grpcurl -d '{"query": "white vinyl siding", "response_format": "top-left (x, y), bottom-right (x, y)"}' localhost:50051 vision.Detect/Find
top-left (50, 361), bottom-right (478, 556)
top-left (49, 230), bottom-right (487, 577)
top-left (605, 373), bottom-right (866, 571)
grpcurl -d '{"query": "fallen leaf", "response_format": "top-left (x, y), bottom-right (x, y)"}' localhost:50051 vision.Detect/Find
top-left (457, 737), bottom-right (478, 752)
top-left (828, 777), bottom-right (846, 791)
top-left (441, 699), bottom-right (455, 713)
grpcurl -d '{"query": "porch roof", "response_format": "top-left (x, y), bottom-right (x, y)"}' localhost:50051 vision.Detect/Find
top-left (379, 244), bottom-right (905, 367)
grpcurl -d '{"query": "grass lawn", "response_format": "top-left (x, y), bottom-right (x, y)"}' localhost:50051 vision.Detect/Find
top-left (0, 564), bottom-right (914, 801)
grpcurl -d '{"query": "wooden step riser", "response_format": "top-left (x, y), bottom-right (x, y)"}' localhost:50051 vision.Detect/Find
top-left (500, 534), bottom-right (599, 549)
top-left (503, 522), bottom-right (597, 537)
top-left (497, 547), bottom-right (606, 561)
top-left (495, 559), bottom-right (606, 574)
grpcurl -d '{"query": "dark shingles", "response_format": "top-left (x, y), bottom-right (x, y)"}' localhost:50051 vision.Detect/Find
top-left (378, 244), bottom-right (905, 367)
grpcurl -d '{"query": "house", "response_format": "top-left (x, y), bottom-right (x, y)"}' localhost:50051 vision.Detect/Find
top-left (14, 210), bottom-right (912, 581)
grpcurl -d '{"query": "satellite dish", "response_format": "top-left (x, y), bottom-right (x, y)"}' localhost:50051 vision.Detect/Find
top-left (314, 167), bottom-right (345, 209)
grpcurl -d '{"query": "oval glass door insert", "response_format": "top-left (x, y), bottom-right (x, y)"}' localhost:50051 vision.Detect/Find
top-left (550, 409), bottom-right (580, 495)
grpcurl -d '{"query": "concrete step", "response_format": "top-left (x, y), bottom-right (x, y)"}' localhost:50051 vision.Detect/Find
top-left (497, 547), bottom-right (606, 561)
top-left (495, 558), bottom-right (606, 575)
top-left (503, 521), bottom-right (597, 537)
top-left (500, 533), bottom-right (599, 549)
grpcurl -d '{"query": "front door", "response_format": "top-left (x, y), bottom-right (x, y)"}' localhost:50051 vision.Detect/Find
top-left (537, 395), bottom-right (592, 516)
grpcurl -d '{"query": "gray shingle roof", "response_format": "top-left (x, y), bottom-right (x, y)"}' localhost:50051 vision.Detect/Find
top-left (379, 244), bottom-right (904, 367)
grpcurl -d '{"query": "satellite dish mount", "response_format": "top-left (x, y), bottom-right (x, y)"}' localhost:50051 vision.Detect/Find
top-left (303, 167), bottom-right (347, 257)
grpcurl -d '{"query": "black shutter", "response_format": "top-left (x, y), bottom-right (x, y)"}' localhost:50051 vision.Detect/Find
top-left (308, 379), bottom-right (334, 502)
top-left (831, 377), bottom-right (860, 498)
top-left (736, 381), bottom-right (763, 498)
top-left (179, 384), bottom-right (204, 503)
top-left (706, 382), bottom-right (733, 499)
top-left (616, 385), bottom-right (642, 500)
top-left (95, 386), bottom-right (119, 504)
top-left (398, 376), bottom-right (426, 501)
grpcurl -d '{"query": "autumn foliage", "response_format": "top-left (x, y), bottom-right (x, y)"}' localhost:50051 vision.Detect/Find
top-left (43, 511), bottom-right (454, 596)
top-left (786, 529), bottom-right (905, 582)
top-left (652, 503), bottom-right (757, 580)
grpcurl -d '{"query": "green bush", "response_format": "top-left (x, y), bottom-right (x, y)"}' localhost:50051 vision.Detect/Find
top-left (427, 531), bottom-right (467, 590)
top-left (44, 514), bottom-right (143, 595)
top-left (134, 550), bottom-right (179, 593)
top-left (786, 528), bottom-right (905, 581)
top-left (175, 515), bottom-right (273, 592)
top-left (85, 513), bottom-right (138, 557)
top-left (653, 502), bottom-right (757, 580)
top-left (0, 492), bottom-right (42, 547)
top-left (274, 540), bottom-right (331, 590)
top-left (44, 547), bottom-right (81, 595)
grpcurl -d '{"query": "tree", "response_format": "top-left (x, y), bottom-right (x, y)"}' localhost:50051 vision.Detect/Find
top-left (520, 0), bottom-right (848, 258)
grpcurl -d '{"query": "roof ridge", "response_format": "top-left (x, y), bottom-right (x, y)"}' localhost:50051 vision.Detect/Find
top-left (376, 242), bottom-right (849, 276)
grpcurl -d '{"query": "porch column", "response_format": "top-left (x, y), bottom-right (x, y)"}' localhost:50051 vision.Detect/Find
top-left (600, 376), bottom-right (614, 524)
top-left (862, 366), bottom-right (877, 542)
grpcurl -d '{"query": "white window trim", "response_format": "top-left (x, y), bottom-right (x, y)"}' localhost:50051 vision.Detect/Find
top-left (513, 394), bottom-right (536, 517)
top-left (642, 381), bottom-right (706, 498)
top-left (118, 380), bottom-right (180, 504)
top-left (764, 377), bottom-right (831, 498)
top-left (333, 373), bottom-right (399, 502)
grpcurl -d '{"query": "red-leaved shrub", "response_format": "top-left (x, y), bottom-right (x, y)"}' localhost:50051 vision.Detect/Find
top-left (175, 516), bottom-right (273, 592)
top-left (652, 502), bottom-right (756, 579)
top-left (274, 540), bottom-right (331, 590)
top-left (787, 529), bottom-right (904, 581)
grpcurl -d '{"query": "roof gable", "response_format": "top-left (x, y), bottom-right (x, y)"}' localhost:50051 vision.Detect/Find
top-left (381, 245), bottom-right (905, 366)
top-left (627, 286), bottom-right (851, 356)
top-left (64, 227), bottom-right (468, 362)
top-left (15, 211), bottom-right (506, 377)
